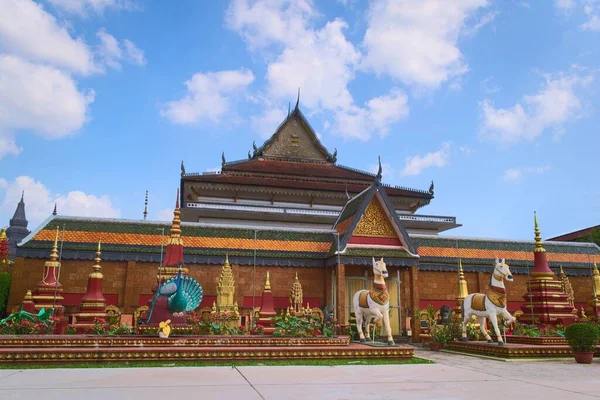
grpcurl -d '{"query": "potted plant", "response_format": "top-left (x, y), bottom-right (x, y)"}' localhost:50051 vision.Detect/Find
top-left (564, 322), bottom-right (600, 364)
top-left (429, 323), bottom-right (452, 351)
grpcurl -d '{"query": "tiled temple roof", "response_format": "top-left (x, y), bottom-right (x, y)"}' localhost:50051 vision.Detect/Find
top-left (18, 216), bottom-right (335, 267)
top-left (412, 235), bottom-right (600, 276)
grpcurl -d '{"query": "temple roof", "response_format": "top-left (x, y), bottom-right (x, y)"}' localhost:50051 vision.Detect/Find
top-left (9, 191), bottom-right (27, 228)
top-left (413, 234), bottom-right (600, 275)
top-left (14, 216), bottom-right (600, 273)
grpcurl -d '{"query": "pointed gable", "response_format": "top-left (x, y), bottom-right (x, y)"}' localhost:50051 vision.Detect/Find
top-left (333, 180), bottom-right (418, 258)
top-left (256, 107), bottom-right (334, 163)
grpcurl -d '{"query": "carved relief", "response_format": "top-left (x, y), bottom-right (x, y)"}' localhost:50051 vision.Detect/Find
top-left (261, 117), bottom-right (328, 162)
top-left (353, 200), bottom-right (397, 238)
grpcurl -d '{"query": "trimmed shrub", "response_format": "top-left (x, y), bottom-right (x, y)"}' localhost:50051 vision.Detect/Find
top-left (565, 322), bottom-right (600, 352)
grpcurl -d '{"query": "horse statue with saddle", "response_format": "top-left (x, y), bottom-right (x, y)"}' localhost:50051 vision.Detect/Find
top-left (353, 257), bottom-right (395, 345)
top-left (461, 258), bottom-right (516, 345)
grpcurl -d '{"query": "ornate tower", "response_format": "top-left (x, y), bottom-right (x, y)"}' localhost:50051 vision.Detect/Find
top-left (216, 254), bottom-right (237, 312)
top-left (454, 259), bottom-right (468, 315)
top-left (75, 241), bottom-right (107, 330)
top-left (31, 227), bottom-right (64, 316)
top-left (258, 271), bottom-right (276, 335)
top-left (6, 191), bottom-right (30, 259)
top-left (558, 266), bottom-right (575, 308)
top-left (586, 263), bottom-right (600, 318)
top-left (289, 272), bottom-right (303, 314)
top-left (519, 213), bottom-right (577, 325)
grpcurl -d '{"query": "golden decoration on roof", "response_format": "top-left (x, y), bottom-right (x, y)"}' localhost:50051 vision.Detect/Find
top-left (534, 211), bottom-right (546, 253)
top-left (353, 199), bottom-right (397, 238)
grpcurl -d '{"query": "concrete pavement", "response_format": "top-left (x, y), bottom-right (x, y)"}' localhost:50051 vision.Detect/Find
top-left (1, 349), bottom-right (599, 399)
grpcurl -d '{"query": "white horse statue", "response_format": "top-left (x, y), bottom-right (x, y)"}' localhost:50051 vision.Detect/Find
top-left (461, 258), bottom-right (516, 345)
top-left (353, 257), bottom-right (394, 345)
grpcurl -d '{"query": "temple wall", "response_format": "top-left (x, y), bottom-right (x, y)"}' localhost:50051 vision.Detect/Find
top-left (7, 258), bottom-right (328, 315)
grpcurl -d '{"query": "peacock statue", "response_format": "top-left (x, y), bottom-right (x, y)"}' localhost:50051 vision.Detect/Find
top-left (146, 265), bottom-right (203, 323)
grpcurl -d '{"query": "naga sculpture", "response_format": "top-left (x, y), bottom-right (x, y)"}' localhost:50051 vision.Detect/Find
top-left (0, 308), bottom-right (54, 327)
top-left (461, 258), bottom-right (516, 345)
top-left (353, 257), bottom-right (394, 345)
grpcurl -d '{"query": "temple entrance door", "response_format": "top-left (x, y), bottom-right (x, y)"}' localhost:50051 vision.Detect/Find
top-left (345, 277), bottom-right (401, 335)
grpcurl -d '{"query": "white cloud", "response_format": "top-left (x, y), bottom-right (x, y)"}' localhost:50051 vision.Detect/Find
top-left (251, 107), bottom-right (287, 139)
top-left (555, 0), bottom-right (600, 31)
top-left (0, 55), bottom-right (95, 141)
top-left (0, 132), bottom-right (22, 159)
top-left (480, 71), bottom-right (593, 144)
top-left (463, 10), bottom-right (500, 37)
top-left (96, 28), bottom-right (146, 70)
top-left (48, 0), bottom-right (140, 16)
top-left (334, 89), bottom-right (409, 140)
top-left (155, 208), bottom-right (174, 222)
top-left (161, 69), bottom-right (255, 124)
top-left (401, 142), bottom-right (451, 176)
top-left (459, 146), bottom-right (473, 155)
top-left (0, 0), bottom-right (98, 76)
top-left (362, 0), bottom-right (489, 89)
top-left (0, 178), bottom-right (8, 190)
top-left (503, 165), bottom-right (551, 183)
top-left (0, 176), bottom-right (120, 229)
top-left (205, 166), bottom-right (221, 173)
top-left (481, 76), bottom-right (501, 94)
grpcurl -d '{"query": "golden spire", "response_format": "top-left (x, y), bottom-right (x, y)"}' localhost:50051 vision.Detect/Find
top-left (593, 263), bottom-right (600, 300)
top-left (167, 189), bottom-right (183, 246)
top-left (93, 240), bottom-right (102, 271)
top-left (224, 253), bottom-right (230, 267)
top-left (0, 227), bottom-right (6, 240)
top-left (265, 271), bottom-right (271, 291)
top-left (457, 258), bottom-right (468, 299)
top-left (49, 226), bottom-right (60, 261)
top-left (534, 211), bottom-right (546, 253)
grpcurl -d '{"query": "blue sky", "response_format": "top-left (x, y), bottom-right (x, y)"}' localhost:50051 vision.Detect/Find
top-left (0, 0), bottom-right (599, 241)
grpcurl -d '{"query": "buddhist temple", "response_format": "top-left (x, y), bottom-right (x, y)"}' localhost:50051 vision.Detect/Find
top-left (519, 213), bottom-right (578, 325)
top-left (4, 104), bottom-right (600, 339)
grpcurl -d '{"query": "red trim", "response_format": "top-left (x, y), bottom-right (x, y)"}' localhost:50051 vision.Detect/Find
top-left (348, 236), bottom-right (402, 246)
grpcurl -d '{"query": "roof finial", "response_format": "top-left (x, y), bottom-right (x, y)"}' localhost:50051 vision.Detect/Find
top-left (429, 180), bottom-right (435, 195)
top-left (375, 155), bottom-right (382, 183)
top-left (180, 160), bottom-right (186, 177)
top-left (288, 101), bottom-right (291, 116)
top-left (221, 152), bottom-right (226, 167)
top-left (534, 211), bottom-right (546, 253)
top-left (265, 271), bottom-right (271, 291)
top-left (20, 190), bottom-right (24, 202)
top-left (52, 203), bottom-right (57, 216)
top-left (143, 190), bottom-right (148, 221)
top-left (248, 150), bottom-right (252, 160)
top-left (50, 226), bottom-right (60, 261)
top-left (294, 87), bottom-right (300, 111)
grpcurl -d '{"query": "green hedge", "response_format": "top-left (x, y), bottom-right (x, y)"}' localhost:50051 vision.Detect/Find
top-left (0, 272), bottom-right (11, 316)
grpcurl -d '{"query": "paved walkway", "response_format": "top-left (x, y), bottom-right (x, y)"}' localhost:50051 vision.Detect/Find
top-left (1, 349), bottom-right (599, 399)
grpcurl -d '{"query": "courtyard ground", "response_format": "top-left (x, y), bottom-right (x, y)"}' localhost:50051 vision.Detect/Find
top-left (1, 347), bottom-right (599, 399)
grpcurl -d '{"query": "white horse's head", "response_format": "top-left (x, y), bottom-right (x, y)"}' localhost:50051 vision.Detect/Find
top-left (372, 257), bottom-right (389, 278)
top-left (494, 258), bottom-right (513, 281)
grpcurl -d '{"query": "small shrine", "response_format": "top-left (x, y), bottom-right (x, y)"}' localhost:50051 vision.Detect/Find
top-left (74, 241), bottom-right (107, 331)
top-left (289, 272), bottom-right (303, 314)
top-left (586, 263), bottom-right (600, 318)
top-left (31, 227), bottom-right (64, 316)
top-left (519, 213), bottom-right (577, 325)
top-left (454, 259), bottom-right (468, 316)
top-left (213, 254), bottom-right (240, 327)
top-left (257, 271), bottom-right (276, 335)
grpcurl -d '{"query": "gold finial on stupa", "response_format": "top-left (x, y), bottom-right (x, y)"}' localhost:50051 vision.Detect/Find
top-left (167, 189), bottom-right (183, 246)
top-left (457, 258), bottom-right (468, 299)
top-left (534, 211), bottom-right (546, 253)
top-left (265, 271), bottom-right (271, 291)
top-left (24, 290), bottom-right (33, 301)
top-left (49, 226), bottom-right (60, 261)
top-left (90, 240), bottom-right (103, 279)
top-left (0, 227), bottom-right (6, 240)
